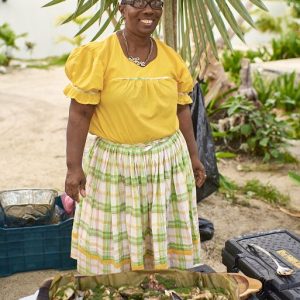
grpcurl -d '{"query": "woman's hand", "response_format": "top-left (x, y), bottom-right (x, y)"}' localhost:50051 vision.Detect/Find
top-left (65, 168), bottom-right (86, 202)
top-left (191, 156), bottom-right (206, 188)
top-left (65, 100), bottom-right (95, 202)
top-left (177, 105), bottom-right (206, 188)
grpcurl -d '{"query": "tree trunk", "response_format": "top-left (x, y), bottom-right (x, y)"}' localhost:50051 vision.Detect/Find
top-left (163, 0), bottom-right (177, 50)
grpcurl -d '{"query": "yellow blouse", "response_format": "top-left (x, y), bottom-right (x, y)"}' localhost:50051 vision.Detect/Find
top-left (64, 33), bottom-right (193, 144)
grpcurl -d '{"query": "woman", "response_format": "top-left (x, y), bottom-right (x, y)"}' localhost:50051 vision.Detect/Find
top-left (64, 0), bottom-right (206, 275)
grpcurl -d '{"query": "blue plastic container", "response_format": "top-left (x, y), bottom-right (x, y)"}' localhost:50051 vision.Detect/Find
top-left (0, 218), bottom-right (76, 277)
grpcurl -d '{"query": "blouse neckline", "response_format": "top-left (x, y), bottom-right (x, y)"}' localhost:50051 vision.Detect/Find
top-left (114, 33), bottom-right (159, 69)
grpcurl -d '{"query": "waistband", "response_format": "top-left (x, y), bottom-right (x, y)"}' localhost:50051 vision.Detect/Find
top-left (95, 130), bottom-right (181, 152)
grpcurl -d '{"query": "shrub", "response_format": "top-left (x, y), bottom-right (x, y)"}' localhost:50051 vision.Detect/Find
top-left (270, 31), bottom-right (300, 60)
top-left (221, 49), bottom-right (268, 85)
top-left (0, 52), bottom-right (8, 66)
top-left (286, 113), bottom-right (300, 139)
top-left (0, 23), bottom-right (27, 66)
top-left (255, 13), bottom-right (282, 33)
top-left (243, 179), bottom-right (290, 206)
top-left (211, 95), bottom-right (290, 162)
top-left (286, 0), bottom-right (300, 18)
top-left (253, 72), bottom-right (300, 112)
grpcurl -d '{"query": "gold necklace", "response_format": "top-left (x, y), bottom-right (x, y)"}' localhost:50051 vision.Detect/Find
top-left (122, 30), bottom-right (153, 67)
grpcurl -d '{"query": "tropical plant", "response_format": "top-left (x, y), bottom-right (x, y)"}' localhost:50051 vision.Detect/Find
top-left (43, 0), bottom-right (268, 75)
top-left (286, 113), bottom-right (300, 139)
top-left (286, 0), bottom-right (300, 18)
top-left (287, 19), bottom-right (300, 32)
top-left (56, 14), bottom-right (91, 47)
top-left (255, 12), bottom-right (282, 33)
top-left (254, 10), bottom-right (299, 37)
top-left (0, 52), bottom-right (8, 66)
top-left (252, 72), bottom-right (274, 104)
top-left (24, 41), bottom-right (36, 56)
top-left (210, 95), bottom-right (290, 162)
top-left (221, 49), bottom-right (245, 85)
top-left (253, 72), bottom-right (300, 112)
top-left (0, 23), bottom-right (27, 65)
top-left (270, 31), bottom-right (300, 60)
top-left (221, 48), bottom-right (268, 85)
top-left (0, 23), bottom-right (27, 49)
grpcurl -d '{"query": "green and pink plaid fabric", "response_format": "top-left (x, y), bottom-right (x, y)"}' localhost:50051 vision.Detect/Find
top-left (71, 130), bottom-right (201, 275)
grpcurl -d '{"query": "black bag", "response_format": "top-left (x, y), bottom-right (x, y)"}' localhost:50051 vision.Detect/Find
top-left (198, 218), bottom-right (215, 242)
top-left (190, 82), bottom-right (219, 202)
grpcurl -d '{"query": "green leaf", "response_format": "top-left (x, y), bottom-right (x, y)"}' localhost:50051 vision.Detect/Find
top-left (183, 0), bottom-right (192, 64)
top-left (212, 131), bottom-right (228, 138)
top-left (247, 137), bottom-right (257, 149)
top-left (42, 0), bottom-right (65, 7)
top-left (216, 152), bottom-right (237, 159)
top-left (75, 8), bottom-right (102, 36)
top-left (61, 0), bottom-right (98, 24)
top-left (215, 0), bottom-right (245, 42)
top-left (205, 0), bottom-right (233, 50)
top-left (241, 124), bottom-right (252, 136)
top-left (228, 0), bottom-right (255, 27)
top-left (187, 3), bottom-right (207, 75)
top-left (198, 1), bottom-right (218, 58)
top-left (113, 17), bottom-right (123, 32)
top-left (259, 137), bottom-right (269, 147)
top-left (91, 4), bottom-right (119, 41)
top-left (263, 152), bottom-right (271, 162)
top-left (219, 174), bottom-right (238, 191)
top-left (187, 0), bottom-right (201, 66)
top-left (249, 0), bottom-right (268, 11)
top-left (288, 171), bottom-right (300, 186)
top-left (270, 149), bottom-right (280, 158)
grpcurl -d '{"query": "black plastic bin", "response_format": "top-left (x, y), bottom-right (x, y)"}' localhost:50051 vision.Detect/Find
top-left (222, 229), bottom-right (300, 300)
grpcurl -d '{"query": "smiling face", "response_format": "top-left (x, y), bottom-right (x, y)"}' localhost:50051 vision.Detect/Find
top-left (119, 2), bottom-right (163, 37)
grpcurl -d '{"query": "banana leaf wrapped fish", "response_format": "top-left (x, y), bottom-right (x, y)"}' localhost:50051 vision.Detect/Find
top-left (49, 270), bottom-right (239, 300)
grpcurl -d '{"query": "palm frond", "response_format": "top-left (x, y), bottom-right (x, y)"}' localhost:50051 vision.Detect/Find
top-left (42, 0), bottom-right (66, 7)
top-left (61, 0), bottom-right (99, 24)
top-left (249, 0), bottom-right (268, 11)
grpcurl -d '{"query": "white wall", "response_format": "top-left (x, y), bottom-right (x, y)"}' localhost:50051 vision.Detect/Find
top-left (0, 0), bottom-right (115, 59)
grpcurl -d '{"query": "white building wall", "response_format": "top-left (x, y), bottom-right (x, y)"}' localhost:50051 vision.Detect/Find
top-left (0, 0), bottom-right (114, 59)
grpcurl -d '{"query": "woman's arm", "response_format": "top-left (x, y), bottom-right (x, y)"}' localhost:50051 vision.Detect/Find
top-left (177, 104), bottom-right (206, 188)
top-left (65, 100), bottom-right (95, 202)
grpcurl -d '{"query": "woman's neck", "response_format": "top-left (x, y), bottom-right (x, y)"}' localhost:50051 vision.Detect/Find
top-left (123, 28), bottom-right (151, 49)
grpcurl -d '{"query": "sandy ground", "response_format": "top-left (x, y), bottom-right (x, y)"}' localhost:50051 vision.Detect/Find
top-left (0, 68), bottom-right (299, 300)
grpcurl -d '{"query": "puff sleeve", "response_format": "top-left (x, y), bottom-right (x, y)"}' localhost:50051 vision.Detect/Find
top-left (63, 44), bottom-right (104, 105)
top-left (176, 56), bottom-right (193, 105)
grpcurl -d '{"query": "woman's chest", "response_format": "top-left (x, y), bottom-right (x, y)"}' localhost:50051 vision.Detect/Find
top-left (100, 63), bottom-right (179, 107)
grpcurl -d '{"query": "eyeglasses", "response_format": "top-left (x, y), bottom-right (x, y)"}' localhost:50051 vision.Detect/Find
top-left (121, 0), bottom-right (164, 10)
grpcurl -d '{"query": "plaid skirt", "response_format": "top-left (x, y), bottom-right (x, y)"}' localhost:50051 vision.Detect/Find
top-left (71, 130), bottom-right (201, 275)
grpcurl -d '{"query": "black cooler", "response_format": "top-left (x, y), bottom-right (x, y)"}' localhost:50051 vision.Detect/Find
top-left (222, 229), bottom-right (300, 299)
